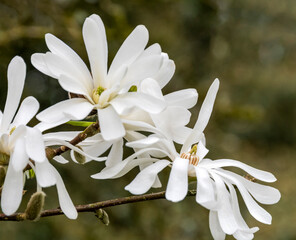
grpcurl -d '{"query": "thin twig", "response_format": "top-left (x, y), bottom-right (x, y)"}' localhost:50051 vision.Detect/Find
top-left (0, 190), bottom-right (197, 221)
top-left (46, 122), bottom-right (100, 160)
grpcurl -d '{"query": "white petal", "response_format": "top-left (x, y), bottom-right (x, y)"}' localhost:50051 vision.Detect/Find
top-left (195, 167), bottom-right (218, 209)
top-left (37, 98), bottom-right (93, 123)
top-left (8, 125), bottom-right (27, 149)
top-left (202, 159), bottom-right (276, 182)
top-left (108, 25), bottom-right (149, 79)
top-left (35, 160), bottom-right (57, 187)
top-left (53, 155), bottom-right (69, 164)
top-left (58, 74), bottom-right (92, 98)
top-left (35, 119), bottom-right (70, 133)
top-left (153, 59), bottom-right (175, 89)
top-left (211, 172), bottom-right (238, 234)
top-left (11, 138), bottom-right (28, 172)
top-left (165, 157), bottom-right (189, 202)
top-left (196, 141), bottom-right (209, 161)
top-left (164, 88), bottom-right (198, 109)
top-left (209, 211), bottom-right (226, 240)
top-left (12, 97), bottom-right (39, 127)
top-left (97, 105), bottom-right (125, 141)
top-left (45, 33), bottom-right (93, 88)
top-left (25, 127), bottom-right (46, 162)
top-left (125, 160), bottom-right (170, 195)
top-left (83, 16), bottom-right (107, 88)
top-left (121, 55), bottom-right (163, 88)
top-left (92, 148), bottom-right (164, 179)
top-left (140, 78), bottom-right (164, 100)
top-left (53, 167), bottom-right (78, 219)
top-left (106, 138), bottom-right (123, 167)
top-left (1, 56), bottom-right (26, 132)
top-left (42, 52), bottom-right (92, 94)
top-left (214, 169), bottom-right (273, 224)
top-left (1, 163), bottom-right (23, 215)
top-left (111, 92), bottom-right (166, 115)
top-left (181, 79), bottom-right (219, 153)
top-left (31, 53), bottom-right (56, 78)
top-left (139, 43), bottom-right (161, 58)
top-left (225, 170), bottom-right (280, 204)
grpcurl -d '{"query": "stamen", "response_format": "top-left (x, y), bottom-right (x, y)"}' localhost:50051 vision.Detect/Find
top-left (92, 86), bottom-right (106, 104)
top-left (180, 151), bottom-right (200, 166)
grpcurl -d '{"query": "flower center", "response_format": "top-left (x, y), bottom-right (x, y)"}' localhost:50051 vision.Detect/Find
top-left (92, 86), bottom-right (106, 104)
top-left (180, 145), bottom-right (199, 166)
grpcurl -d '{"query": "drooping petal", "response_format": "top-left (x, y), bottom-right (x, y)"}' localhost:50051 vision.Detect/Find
top-left (224, 170), bottom-right (280, 205)
top-left (37, 98), bottom-right (93, 123)
top-left (125, 160), bottom-right (170, 195)
top-left (209, 211), bottom-right (226, 240)
top-left (211, 172), bottom-right (238, 235)
top-left (11, 97), bottom-right (39, 127)
top-left (1, 163), bottom-right (23, 215)
top-left (83, 16), bottom-right (107, 88)
top-left (97, 105), bottom-right (125, 141)
top-left (165, 157), bottom-right (189, 202)
top-left (53, 155), bottom-right (69, 164)
top-left (10, 138), bottom-right (28, 172)
top-left (164, 88), bottom-right (198, 109)
top-left (53, 167), bottom-right (78, 219)
top-left (35, 160), bottom-right (57, 187)
top-left (214, 169), bottom-right (273, 225)
top-left (8, 125), bottom-right (26, 148)
top-left (1, 56), bottom-right (26, 132)
top-left (108, 25), bottom-right (149, 79)
top-left (106, 138), bottom-right (123, 167)
top-left (181, 79), bottom-right (219, 153)
top-left (25, 127), bottom-right (46, 163)
top-left (202, 159), bottom-right (277, 183)
top-left (195, 167), bottom-right (218, 209)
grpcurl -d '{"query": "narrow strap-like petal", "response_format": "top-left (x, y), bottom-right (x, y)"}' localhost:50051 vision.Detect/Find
top-left (209, 211), bottom-right (226, 240)
top-left (181, 79), bottom-right (219, 153)
top-left (83, 16), bottom-right (107, 89)
top-left (25, 127), bottom-right (46, 163)
top-left (1, 163), bottom-right (23, 215)
top-left (97, 105), bottom-right (125, 141)
top-left (1, 56), bottom-right (26, 132)
top-left (12, 97), bottom-right (39, 127)
top-left (108, 25), bottom-right (149, 80)
top-left (35, 160), bottom-right (57, 187)
top-left (165, 157), bottom-right (189, 202)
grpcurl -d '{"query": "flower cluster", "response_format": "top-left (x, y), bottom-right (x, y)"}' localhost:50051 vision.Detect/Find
top-left (0, 14), bottom-right (280, 239)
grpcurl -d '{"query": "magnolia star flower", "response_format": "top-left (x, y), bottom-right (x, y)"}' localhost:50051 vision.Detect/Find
top-left (31, 14), bottom-right (174, 141)
top-left (93, 79), bottom-right (280, 239)
top-left (0, 57), bottom-right (77, 219)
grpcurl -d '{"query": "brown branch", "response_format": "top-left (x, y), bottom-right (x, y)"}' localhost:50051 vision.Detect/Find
top-left (46, 122), bottom-right (100, 160)
top-left (0, 190), bottom-right (197, 221)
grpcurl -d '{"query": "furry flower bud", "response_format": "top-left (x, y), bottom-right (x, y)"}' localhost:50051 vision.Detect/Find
top-left (25, 191), bottom-right (46, 221)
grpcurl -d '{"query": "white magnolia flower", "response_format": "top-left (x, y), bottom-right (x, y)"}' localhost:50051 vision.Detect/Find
top-left (32, 14), bottom-right (174, 141)
top-left (0, 57), bottom-right (77, 219)
top-left (93, 79), bottom-right (280, 239)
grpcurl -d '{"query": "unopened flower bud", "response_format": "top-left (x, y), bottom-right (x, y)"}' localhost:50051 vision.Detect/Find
top-left (0, 166), bottom-right (6, 187)
top-left (25, 191), bottom-right (46, 221)
top-left (0, 152), bottom-right (9, 165)
top-left (95, 209), bottom-right (110, 226)
top-left (73, 147), bottom-right (86, 165)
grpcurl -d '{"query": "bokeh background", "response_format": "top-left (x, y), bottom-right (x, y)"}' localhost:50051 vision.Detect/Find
top-left (0, 0), bottom-right (295, 239)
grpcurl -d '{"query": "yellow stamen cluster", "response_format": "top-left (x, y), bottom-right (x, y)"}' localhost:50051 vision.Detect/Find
top-left (92, 86), bottom-right (105, 104)
top-left (180, 145), bottom-right (199, 166)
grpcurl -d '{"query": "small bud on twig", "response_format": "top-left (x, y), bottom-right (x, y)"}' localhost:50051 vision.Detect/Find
top-left (95, 209), bottom-right (110, 226)
top-left (73, 146), bottom-right (86, 165)
top-left (25, 191), bottom-right (46, 221)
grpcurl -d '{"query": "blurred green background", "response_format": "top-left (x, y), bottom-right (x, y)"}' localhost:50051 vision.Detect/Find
top-left (0, 0), bottom-right (295, 239)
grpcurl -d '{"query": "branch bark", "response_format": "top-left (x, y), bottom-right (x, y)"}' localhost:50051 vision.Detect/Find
top-left (46, 122), bottom-right (100, 160)
top-left (0, 190), bottom-right (197, 221)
